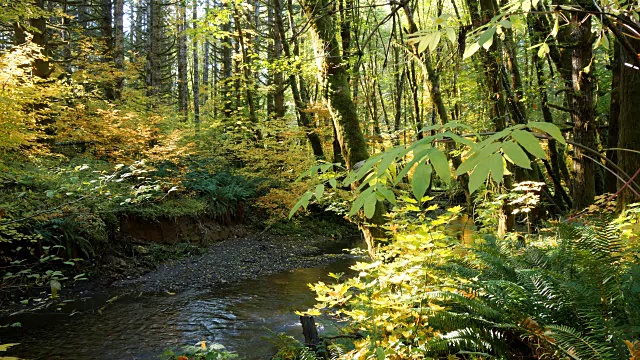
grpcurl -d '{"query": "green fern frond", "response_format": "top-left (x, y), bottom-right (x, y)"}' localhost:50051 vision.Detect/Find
top-left (544, 324), bottom-right (618, 360)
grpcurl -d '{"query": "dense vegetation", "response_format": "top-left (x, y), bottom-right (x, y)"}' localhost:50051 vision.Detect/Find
top-left (2, 0), bottom-right (640, 358)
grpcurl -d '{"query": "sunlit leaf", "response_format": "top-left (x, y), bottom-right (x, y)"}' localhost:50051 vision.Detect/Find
top-left (528, 121), bottom-right (566, 144)
top-left (488, 152), bottom-right (504, 184)
top-left (463, 42), bottom-right (481, 59)
top-left (469, 160), bottom-right (491, 194)
top-left (428, 148), bottom-right (451, 185)
top-left (511, 130), bottom-right (546, 158)
top-left (363, 191), bottom-right (378, 219)
top-left (501, 141), bottom-right (531, 169)
top-left (314, 184), bottom-right (324, 200)
top-left (411, 161), bottom-right (432, 201)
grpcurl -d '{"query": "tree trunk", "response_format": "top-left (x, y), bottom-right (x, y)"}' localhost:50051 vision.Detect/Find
top-left (617, 19), bottom-right (640, 210)
top-left (273, 0), bottom-right (324, 158)
top-left (300, 0), bottom-right (385, 256)
top-left (14, 0), bottom-right (50, 78)
top-left (177, 0), bottom-right (189, 119)
top-left (192, 0), bottom-right (201, 132)
top-left (606, 39), bottom-right (621, 194)
top-left (114, 0), bottom-right (124, 99)
top-left (221, 12), bottom-right (233, 118)
top-left (567, 10), bottom-right (596, 210)
top-left (202, 0), bottom-right (210, 106)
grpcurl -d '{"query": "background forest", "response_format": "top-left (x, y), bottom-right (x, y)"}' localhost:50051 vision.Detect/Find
top-left (2, 0), bottom-right (640, 358)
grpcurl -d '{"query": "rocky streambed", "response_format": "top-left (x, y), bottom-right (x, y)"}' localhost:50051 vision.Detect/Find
top-left (1, 224), bottom-right (363, 360)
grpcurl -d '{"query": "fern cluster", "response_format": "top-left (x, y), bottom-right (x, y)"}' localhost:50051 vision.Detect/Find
top-left (424, 215), bottom-right (640, 359)
top-left (183, 170), bottom-right (257, 222)
top-left (303, 207), bottom-right (640, 359)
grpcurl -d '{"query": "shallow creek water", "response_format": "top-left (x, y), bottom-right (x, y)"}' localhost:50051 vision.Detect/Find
top-left (2, 256), bottom-right (356, 360)
top-left (2, 218), bottom-right (476, 360)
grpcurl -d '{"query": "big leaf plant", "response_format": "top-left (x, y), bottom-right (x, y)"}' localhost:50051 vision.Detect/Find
top-left (289, 121), bottom-right (565, 219)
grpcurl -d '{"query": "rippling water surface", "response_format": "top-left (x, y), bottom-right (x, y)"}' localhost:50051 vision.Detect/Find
top-left (2, 258), bottom-right (356, 360)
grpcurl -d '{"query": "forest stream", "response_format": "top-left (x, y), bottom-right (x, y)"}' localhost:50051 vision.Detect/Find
top-left (0, 236), bottom-right (361, 360)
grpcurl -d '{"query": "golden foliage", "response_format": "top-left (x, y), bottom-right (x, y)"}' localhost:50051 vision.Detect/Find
top-left (0, 41), bottom-right (68, 152)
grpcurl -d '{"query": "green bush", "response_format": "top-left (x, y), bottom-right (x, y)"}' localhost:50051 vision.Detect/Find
top-left (183, 171), bottom-right (257, 221)
top-left (301, 204), bottom-right (640, 359)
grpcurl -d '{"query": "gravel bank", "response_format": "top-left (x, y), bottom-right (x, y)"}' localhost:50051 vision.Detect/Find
top-left (115, 232), bottom-right (359, 293)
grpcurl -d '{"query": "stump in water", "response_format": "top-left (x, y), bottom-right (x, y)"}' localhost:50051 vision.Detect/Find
top-left (300, 315), bottom-right (320, 350)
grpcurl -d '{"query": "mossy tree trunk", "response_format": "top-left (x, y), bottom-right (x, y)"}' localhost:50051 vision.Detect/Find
top-left (300, 0), bottom-right (385, 256)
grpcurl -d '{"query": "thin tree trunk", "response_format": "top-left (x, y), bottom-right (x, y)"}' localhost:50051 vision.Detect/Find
top-left (231, 2), bottom-right (259, 137)
top-left (192, 0), bottom-right (200, 131)
top-left (202, 0), bottom-right (210, 106)
top-left (606, 39), bottom-right (620, 194)
top-left (273, 0), bottom-right (324, 158)
top-left (177, 0), bottom-right (189, 118)
top-left (114, 0), bottom-right (124, 99)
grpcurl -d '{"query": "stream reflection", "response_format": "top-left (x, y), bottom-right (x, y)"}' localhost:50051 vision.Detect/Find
top-left (2, 257), bottom-right (356, 360)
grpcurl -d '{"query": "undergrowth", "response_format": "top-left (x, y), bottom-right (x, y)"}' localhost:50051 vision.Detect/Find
top-left (294, 200), bottom-right (640, 359)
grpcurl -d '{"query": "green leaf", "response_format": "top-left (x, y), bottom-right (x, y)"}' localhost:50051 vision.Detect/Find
top-left (376, 347), bottom-right (385, 360)
top-left (289, 192), bottom-right (313, 218)
top-left (397, 148), bottom-right (429, 182)
top-left (482, 34), bottom-right (494, 50)
top-left (0, 343), bottom-right (19, 352)
top-left (428, 31), bottom-right (441, 52)
top-left (501, 141), bottom-right (532, 169)
top-left (537, 42), bottom-right (550, 58)
top-left (469, 160), bottom-right (491, 194)
top-left (511, 129), bottom-right (546, 158)
top-left (445, 27), bottom-right (456, 44)
top-left (328, 178), bottom-right (337, 189)
top-left (376, 187), bottom-right (397, 205)
top-left (488, 152), bottom-right (504, 184)
top-left (528, 121), bottom-right (566, 144)
top-left (499, 19), bottom-right (512, 28)
top-left (314, 184), bottom-right (324, 200)
top-left (428, 148), bottom-right (451, 185)
top-left (363, 191), bottom-right (378, 219)
top-left (377, 152), bottom-right (397, 176)
top-left (349, 188), bottom-right (373, 216)
top-left (455, 142), bottom-right (500, 176)
top-left (463, 42), bottom-right (481, 59)
top-left (411, 161), bottom-right (432, 201)
top-left (455, 151), bottom-right (482, 175)
top-left (418, 33), bottom-right (432, 53)
top-left (478, 26), bottom-right (496, 47)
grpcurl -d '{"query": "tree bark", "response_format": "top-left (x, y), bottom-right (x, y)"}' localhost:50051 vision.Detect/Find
top-left (177, 0), bottom-right (189, 119)
top-left (273, 0), bottom-right (324, 158)
top-left (617, 18), bottom-right (640, 210)
top-left (192, 0), bottom-right (201, 132)
top-left (202, 0), bottom-right (210, 106)
top-left (606, 39), bottom-right (620, 194)
top-left (567, 10), bottom-right (596, 210)
top-left (231, 2), bottom-right (259, 137)
top-left (300, 0), bottom-right (385, 256)
top-left (114, 0), bottom-right (124, 99)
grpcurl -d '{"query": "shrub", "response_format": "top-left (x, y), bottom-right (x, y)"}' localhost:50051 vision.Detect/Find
top-left (301, 204), bottom-right (640, 359)
top-left (183, 171), bottom-right (257, 222)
